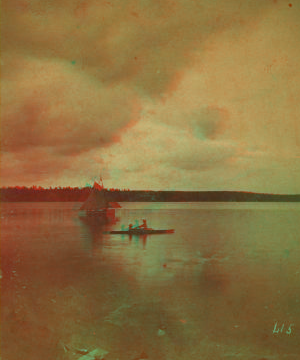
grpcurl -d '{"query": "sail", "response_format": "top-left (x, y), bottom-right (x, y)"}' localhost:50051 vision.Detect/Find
top-left (80, 188), bottom-right (108, 211)
top-left (80, 182), bottom-right (121, 211)
top-left (93, 181), bottom-right (103, 191)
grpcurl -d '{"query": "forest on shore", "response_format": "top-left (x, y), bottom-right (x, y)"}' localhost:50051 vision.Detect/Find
top-left (1, 187), bottom-right (300, 202)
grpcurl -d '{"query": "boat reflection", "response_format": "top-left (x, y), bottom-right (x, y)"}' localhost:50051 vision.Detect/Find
top-left (128, 233), bottom-right (148, 250)
top-left (79, 213), bottom-right (154, 252)
top-left (78, 211), bottom-right (119, 254)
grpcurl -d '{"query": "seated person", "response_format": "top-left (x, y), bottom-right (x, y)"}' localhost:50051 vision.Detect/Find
top-left (139, 219), bottom-right (148, 229)
top-left (129, 220), bottom-right (148, 230)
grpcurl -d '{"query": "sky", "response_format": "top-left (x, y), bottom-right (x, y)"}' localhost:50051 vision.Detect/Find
top-left (1, 0), bottom-right (300, 193)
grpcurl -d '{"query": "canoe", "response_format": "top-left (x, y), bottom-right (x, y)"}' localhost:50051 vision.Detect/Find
top-left (106, 229), bottom-right (175, 235)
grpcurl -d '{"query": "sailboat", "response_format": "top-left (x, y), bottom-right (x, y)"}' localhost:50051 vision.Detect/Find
top-left (80, 180), bottom-right (121, 216)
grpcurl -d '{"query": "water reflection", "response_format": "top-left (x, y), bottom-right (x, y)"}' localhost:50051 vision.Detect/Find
top-left (128, 234), bottom-right (148, 250)
top-left (78, 211), bottom-right (119, 253)
top-left (1, 203), bottom-right (300, 360)
top-left (79, 211), bottom-right (150, 253)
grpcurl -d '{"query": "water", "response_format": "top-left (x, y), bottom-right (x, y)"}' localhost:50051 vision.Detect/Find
top-left (1, 202), bottom-right (300, 360)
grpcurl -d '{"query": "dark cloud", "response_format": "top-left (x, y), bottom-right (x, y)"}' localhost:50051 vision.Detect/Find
top-left (0, 147), bottom-right (107, 186)
top-left (0, 56), bottom-right (140, 184)
top-left (0, 150), bottom-right (70, 185)
top-left (2, 0), bottom-right (274, 96)
top-left (1, 59), bottom-right (140, 155)
top-left (190, 106), bottom-right (230, 140)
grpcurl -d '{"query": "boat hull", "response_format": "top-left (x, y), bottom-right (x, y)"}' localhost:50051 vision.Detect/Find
top-left (106, 229), bottom-right (175, 235)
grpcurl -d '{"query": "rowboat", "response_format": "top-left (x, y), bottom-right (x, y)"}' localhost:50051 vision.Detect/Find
top-left (106, 228), bottom-right (175, 235)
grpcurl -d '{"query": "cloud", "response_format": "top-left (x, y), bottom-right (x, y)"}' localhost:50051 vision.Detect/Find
top-left (1, 57), bottom-right (140, 156)
top-left (2, 0), bottom-right (275, 97)
top-left (97, 120), bottom-right (238, 189)
top-left (226, 152), bottom-right (300, 194)
top-left (1, 0), bottom-right (300, 192)
top-left (0, 149), bottom-right (69, 185)
top-left (0, 56), bottom-right (140, 185)
top-left (187, 106), bottom-right (230, 140)
top-left (166, 140), bottom-right (236, 171)
top-left (148, 4), bottom-right (300, 159)
top-left (0, 146), bottom-right (109, 187)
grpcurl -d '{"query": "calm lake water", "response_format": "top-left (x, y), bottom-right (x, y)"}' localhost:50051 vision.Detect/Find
top-left (1, 202), bottom-right (300, 360)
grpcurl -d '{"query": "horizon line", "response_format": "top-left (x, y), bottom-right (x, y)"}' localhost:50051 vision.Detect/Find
top-left (1, 186), bottom-right (300, 196)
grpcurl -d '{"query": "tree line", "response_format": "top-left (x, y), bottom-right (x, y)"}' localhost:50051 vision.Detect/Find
top-left (0, 187), bottom-right (130, 202)
top-left (1, 187), bottom-right (300, 202)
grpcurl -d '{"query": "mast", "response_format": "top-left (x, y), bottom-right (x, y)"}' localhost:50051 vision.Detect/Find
top-left (99, 174), bottom-right (104, 189)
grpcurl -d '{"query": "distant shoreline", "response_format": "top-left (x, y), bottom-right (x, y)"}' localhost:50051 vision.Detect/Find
top-left (1, 188), bottom-right (300, 202)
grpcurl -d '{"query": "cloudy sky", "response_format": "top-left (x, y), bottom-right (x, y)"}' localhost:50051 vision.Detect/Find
top-left (1, 0), bottom-right (300, 193)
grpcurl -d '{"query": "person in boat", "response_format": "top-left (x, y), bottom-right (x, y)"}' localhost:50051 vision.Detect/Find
top-left (129, 220), bottom-right (148, 231)
top-left (138, 219), bottom-right (148, 229)
top-left (135, 219), bottom-right (148, 230)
